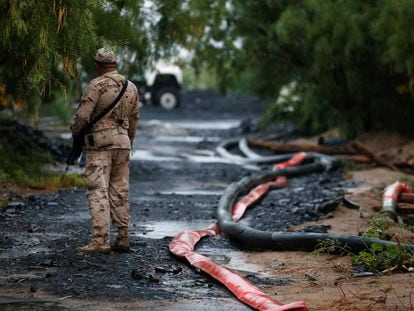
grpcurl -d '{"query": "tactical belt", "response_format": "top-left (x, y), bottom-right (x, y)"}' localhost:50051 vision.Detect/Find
top-left (85, 127), bottom-right (128, 148)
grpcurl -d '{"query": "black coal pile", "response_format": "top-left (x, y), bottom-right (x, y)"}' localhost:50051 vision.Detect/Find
top-left (241, 170), bottom-right (356, 232)
top-left (0, 119), bottom-right (69, 163)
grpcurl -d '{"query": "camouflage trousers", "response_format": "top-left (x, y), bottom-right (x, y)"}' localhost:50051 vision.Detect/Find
top-left (84, 149), bottom-right (130, 245)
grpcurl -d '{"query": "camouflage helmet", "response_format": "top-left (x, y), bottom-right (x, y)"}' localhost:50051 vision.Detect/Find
top-left (95, 47), bottom-right (116, 63)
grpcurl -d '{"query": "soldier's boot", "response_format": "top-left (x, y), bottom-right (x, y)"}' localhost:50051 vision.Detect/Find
top-left (111, 227), bottom-right (130, 252)
top-left (76, 227), bottom-right (111, 254)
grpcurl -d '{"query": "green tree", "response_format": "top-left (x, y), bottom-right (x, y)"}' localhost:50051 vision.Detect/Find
top-left (157, 0), bottom-right (414, 137)
top-left (0, 0), bottom-right (99, 114)
top-left (0, 0), bottom-right (151, 116)
top-left (3, 1), bottom-right (414, 137)
top-left (85, 0), bottom-right (150, 78)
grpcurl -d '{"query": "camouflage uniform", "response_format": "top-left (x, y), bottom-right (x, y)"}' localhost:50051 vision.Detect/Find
top-left (70, 48), bottom-right (140, 253)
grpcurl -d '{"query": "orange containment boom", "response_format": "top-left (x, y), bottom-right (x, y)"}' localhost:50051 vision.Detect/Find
top-left (169, 153), bottom-right (308, 311)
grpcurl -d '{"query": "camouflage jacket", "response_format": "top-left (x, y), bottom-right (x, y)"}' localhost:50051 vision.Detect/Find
top-left (70, 70), bottom-right (140, 150)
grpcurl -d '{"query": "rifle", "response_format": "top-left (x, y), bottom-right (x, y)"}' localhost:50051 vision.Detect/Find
top-left (66, 133), bottom-right (85, 165)
top-left (65, 80), bottom-right (129, 166)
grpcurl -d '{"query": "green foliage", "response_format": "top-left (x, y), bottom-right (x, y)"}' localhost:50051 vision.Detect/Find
top-left (361, 216), bottom-right (393, 240)
top-left (86, 0), bottom-right (150, 77)
top-left (158, 0), bottom-right (414, 137)
top-left (182, 64), bottom-right (219, 90)
top-left (44, 94), bottom-right (72, 125)
top-left (0, 131), bottom-right (84, 189)
top-left (0, 134), bottom-right (52, 183)
top-left (3, 1), bottom-right (414, 137)
top-left (154, 0), bottom-right (239, 93)
top-left (0, 0), bottom-right (100, 110)
top-left (0, 0), bottom-right (153, 113)
top-left (60, 173), bottom-right (84, 188)
top-left (41, 88), bottom-right (76, 125)
top-left (0, 118), bottom-right (83, 189)
top-left (313, 219), bottom-right (414, 274)
top-left (351, 216), bottom-right (414, 273)
top-left (24, 173), bottom-right (84, 189)
top-left (314, 238), bottom-right (350, 256)
top-left (351, 242), bottom-right (413, 273)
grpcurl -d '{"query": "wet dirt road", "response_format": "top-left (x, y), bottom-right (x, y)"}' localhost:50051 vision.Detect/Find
top-left (0, 90), bottom-right (349, 310)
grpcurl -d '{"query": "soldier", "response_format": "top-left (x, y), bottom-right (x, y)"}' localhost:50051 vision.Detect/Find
top-left (70, 48), bottom-right (140, 254)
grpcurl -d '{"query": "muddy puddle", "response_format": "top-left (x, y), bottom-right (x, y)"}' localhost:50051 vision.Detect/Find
top-left (130, 220), bottom-right (213, 239)
top-left (131, 149), bottom-right (237, 165)
top-left (157, 190), bottom-right (223, 196)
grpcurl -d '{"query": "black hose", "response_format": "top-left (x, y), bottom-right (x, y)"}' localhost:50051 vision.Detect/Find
top-left (217, 154), bottom-right (414, 253)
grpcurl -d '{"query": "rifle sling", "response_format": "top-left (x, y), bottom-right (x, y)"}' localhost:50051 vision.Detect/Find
top-left (80, 79), bottom-right (129, 136)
